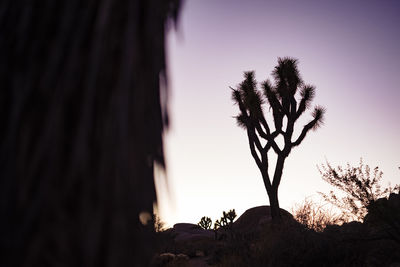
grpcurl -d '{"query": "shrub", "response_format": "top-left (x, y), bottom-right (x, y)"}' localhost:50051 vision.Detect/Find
top-left (292, 198), bottom-right (345, 232)
top-left (318, 159), bottom-right (399, 221)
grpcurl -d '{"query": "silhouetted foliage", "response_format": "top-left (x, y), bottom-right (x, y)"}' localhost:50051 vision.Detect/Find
top-left (220, 209), bottom-right (237, 240)
top-left (232, 57), bottom-right (325, 221)
top-left (292, 197), bottom-right (345, 232)
top-left (365, 193), bottom-right (400, 244)
top-left (220, 209), bottom-right (237, 227)
top-left (0, 1), bottom-right (181, 266)
top-left (155, 206), bottom-right (400, 266)
top-left (212, 209), bottom-right (237, 240)
top-left (319, 159), bottom-right (400, 222)
top-left (215, 216), bottom-right (400, 266)
top-left (198, 216), bottom-right (212, 230)
top-left (153, 214), bottom-right (167, 233)
top-left (213, 219), bottom-right (222, 240)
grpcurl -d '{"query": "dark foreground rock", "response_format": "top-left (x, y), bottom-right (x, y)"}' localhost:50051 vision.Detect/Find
top-left (233, 205), bottom-right (295, 234)
top-left (153, 203), bottom-right (400, 266)
top-left (172, 223), bottom-right (214, 242)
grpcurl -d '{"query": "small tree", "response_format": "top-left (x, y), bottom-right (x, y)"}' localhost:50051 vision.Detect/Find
top-left (319, 159), bottom-right (400, 222)
top-left (232, 57), bottom-right (325, 221)
top-left (213, 209), bottom-right (237, 240)
top-left (213, 219), bottom-right (221, 240)
top-left (224, 209), bottom-right (237, 225)
top-left (223, 209), bottom-right (237, 239)
top-left (198, 216), bottom-right (212, 230)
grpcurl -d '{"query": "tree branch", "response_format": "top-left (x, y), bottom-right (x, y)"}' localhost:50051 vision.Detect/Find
top-left (290, 97), bottom-right (297, 119)
top-left (295, 85), bottom-right (315, 121)
top-left (260, 144), bottom-right (272, 190)
top-left (272, 155), bottom-right (285, 188)
top-left (291, 119), bottom-right (316, 147)
top-left (262, 80), bottom-right (289, 119)
top-left (258, 113), bottom-right (271, 136)
top-left (233, 85), bottom-right (283, 160)
top-left (247, 129), bottom-right (262, 170)
top-left (296, 98), bottom-right (306, 121)
top-left (254, 123), bottom-right (282, 155)
top-left (292, 105), bottom-right (325, 147)
top-left (250, 126), bottom-right (264, 153)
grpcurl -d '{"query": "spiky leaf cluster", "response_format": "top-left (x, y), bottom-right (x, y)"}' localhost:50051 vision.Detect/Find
top-left (198, 216), bottom-right (212, 230)
top-left (220, 209), bottom-right (237, 227)
top-left (224, 209), bottom-right (237, 224)
top-left (213, 219), bottom-right (221, 230)
top-left (213, 209), bottom-right (237, 230)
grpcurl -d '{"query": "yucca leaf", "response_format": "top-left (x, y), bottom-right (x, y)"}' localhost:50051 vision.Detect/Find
top-left (312, 105), bottom-right (326, 130)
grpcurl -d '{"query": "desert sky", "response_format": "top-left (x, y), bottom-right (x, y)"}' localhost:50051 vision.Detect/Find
top-left (156, 0), bottom-right (400, 227)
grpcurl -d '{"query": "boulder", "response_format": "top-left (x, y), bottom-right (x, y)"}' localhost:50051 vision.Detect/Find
top-left (167, 223), bottom-right (216, 257)
top-left (151, 252), bottom-right (190, 267)
top-left (173, 223), bottom-right (202, 232)
top-left (233, 206), bottom-right (295, 234)
top-left (152, 253), bottom-right (176, 266)
top-left (172, 223), bottom-right (214, 242)
top-left (364, 193), bottom-right (400, 241)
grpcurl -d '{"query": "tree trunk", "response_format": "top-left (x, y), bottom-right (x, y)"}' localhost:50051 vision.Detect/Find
top-left (0, 1), bottom-right (181, 266)
top-left (269, 155), bottom-right (286, 222)
top-left (269, 186), bottom-right (281, 222)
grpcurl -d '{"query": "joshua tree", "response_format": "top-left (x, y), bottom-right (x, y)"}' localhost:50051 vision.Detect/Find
top-left (198, 216), bottom-right (213, 230)
top-left (222, 209), bottom-right (237, 239)
top-left (224, 209), bottom-right (237, 225)
top-left (232, 57), bottom-right (325, 221)
top-left (0, 1), bottom-right (181, 266)
top-left (212, 209), bottom-right (237, 240)
top-left (213, 219), bottom-right (221, 240)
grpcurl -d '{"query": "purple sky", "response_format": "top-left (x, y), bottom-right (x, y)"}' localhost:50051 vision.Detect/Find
top-left (157, 0), bottom-right (400, 226)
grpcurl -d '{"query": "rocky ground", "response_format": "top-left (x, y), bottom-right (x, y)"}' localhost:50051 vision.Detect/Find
top-left (152, 194), bottom-right (400, 267)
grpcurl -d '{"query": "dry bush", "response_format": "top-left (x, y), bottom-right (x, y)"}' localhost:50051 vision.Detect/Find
top-left (319, 159), bottom-right (400, 222)
top-left (292, 198), bottom-right (345, 232)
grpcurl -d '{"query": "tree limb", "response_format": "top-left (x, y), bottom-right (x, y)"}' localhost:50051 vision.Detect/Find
top-left (250, 125), bottom-right (264, 153)
top-left (258, 113), bottom-right (271, 136)
top-left (291, 118), bottom-right (317, 147)
top-left (295, 85), bottom-right (315, 121)
top-left (247, 130), bottom-right (262, 170)
top-left (290, 97), bottom-right (297, 119)
top-left (252, 121), bottom-right (282, 155)
top-left (296, 98), bottom-right (306, 121)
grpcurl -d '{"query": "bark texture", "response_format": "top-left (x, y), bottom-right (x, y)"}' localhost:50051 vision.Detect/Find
top-left (0, 1), bottom-right (181, 266)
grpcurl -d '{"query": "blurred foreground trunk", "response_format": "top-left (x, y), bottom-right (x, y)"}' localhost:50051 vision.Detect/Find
top-left (0, 1), bottom-right (180, 266)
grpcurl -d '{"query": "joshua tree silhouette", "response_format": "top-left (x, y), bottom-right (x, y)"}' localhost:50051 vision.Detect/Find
top-left (198, 216), bottom-right (213, 230)
top-left (232, 57), bottom-right (325, 221)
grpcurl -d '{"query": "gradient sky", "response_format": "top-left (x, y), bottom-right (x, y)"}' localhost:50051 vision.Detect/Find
top-left (156, 0), bottom-right (400, 227)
